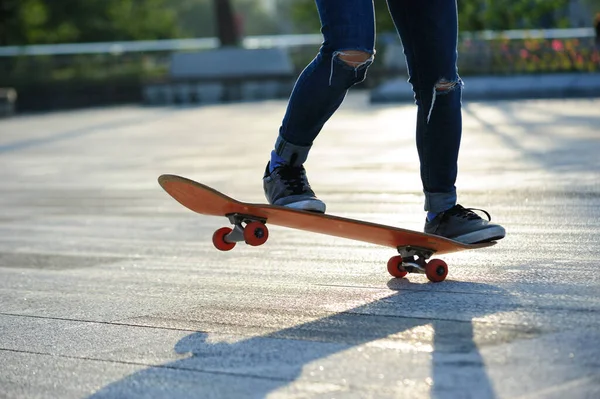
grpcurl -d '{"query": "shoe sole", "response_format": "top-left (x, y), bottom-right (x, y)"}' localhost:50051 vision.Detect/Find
top-left (450, 225), bottom-right (506, 244)
top-left (278, 199), bottom-right (326, 213)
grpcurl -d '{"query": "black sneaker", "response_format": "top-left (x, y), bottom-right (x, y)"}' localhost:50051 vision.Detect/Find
top-left (263, 162), bottom-right (326, 213)
top-left (424, 204), bottom-right (505, 244)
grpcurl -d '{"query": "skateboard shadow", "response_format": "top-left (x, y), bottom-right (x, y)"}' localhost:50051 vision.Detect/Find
top-left (90, 279), bottom-right (517, 398)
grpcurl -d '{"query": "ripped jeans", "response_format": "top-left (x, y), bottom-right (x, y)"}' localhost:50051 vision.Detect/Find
top-left (274, 0), bottom-right (462, 213)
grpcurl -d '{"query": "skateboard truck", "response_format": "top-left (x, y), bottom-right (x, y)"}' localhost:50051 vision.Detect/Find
top-left (215, 215), bottom-right (448, 282)
top-left (388, 245), bottom-right (449, 282)
top-left (212, 213), bottom-right (269, 250)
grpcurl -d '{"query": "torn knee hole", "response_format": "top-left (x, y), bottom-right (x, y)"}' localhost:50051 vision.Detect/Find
top-left (427, 78), bottom-right (461, 123)
top-left (335, 50), bottom-right (373, 68)
top-left (434, 79), bottom-right (459, 93)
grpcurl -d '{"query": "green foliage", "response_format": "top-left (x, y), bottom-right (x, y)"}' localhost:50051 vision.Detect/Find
top-left (289, 0), bottom-right (574, 34)
top-left (457, 0), bottom-right (571, 31)
top-left (176, 0), bottom-right (280, 39)
top-left (583, 0), bottom-right (600, 13)
top-left (1, 0), bottom-right (180, 45)
top-left (0, 0), bottom-right (284, 46)
top-left (234, 0), bottom-right (280, 36)
top-left (0, 0), bottom-right (589, 47)
top-left (289, 1), bottom-right (394, 34)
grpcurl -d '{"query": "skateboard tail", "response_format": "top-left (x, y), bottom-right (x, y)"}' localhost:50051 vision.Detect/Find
top-left (159, 174), bottom-right (247, 217)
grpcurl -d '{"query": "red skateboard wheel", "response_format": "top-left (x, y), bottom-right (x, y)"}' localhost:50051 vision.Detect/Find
top-left (387, 255), bottom-right (408, 278)
top-left (243, 222), bottom-right (269, 246)
top-left (213, 227), bottom-right (236, 251)
top-left (425, 259), bottom-right (448, 282)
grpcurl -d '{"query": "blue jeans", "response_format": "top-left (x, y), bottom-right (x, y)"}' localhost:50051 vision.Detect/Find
top-left (273, 0), bottom-right (462, 213)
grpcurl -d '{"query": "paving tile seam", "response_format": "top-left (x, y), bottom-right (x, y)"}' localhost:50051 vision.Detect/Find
top-left (510, 373), bottom-right (600, 399)
top-left (0, 311), bottom-right (547, 333)
top-left (0, 347), bottom-right (296, 384)
top-left (314, 283), bottom-right (509, 296)
top-left (0, 312), bottom-right (548, 332)
top-left (521, 306), bottom-right (600, 314)
top-left (1, 312), bottom-right (467, 344)
top-left (335, 311), bottom-right (545, 329)
top-left (0, 310), bottom-right (481, 329)
top-left (122, 314), bottom-right (549, 337)
top-left (0, 312), bottom-right (203, 334)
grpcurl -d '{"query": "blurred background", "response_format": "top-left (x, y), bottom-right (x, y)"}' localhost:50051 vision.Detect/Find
top-left (0, 0), bottom-right (599, 114)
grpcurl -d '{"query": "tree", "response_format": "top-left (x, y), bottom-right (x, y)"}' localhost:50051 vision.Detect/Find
top-left (0, 0), bottom-right (180, 46)
top-left (0, 0), bottom-right (19, 45)
top-left (214, 0), bottom-right (240, 46)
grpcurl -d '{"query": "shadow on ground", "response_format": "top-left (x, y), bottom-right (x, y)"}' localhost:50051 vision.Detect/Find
top-left (90, 279), bottom-right (521, 398)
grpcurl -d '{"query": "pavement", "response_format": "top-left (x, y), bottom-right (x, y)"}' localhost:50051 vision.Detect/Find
top-left (0, 93), bottom-right (599, 398)
top-left (370, 72), bottom-right (600, 103)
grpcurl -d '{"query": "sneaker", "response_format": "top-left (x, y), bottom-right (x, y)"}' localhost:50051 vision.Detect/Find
top-left (424, 204), bottom-right (505, 244)
top-left (263, 162), bottom-right (326, 213)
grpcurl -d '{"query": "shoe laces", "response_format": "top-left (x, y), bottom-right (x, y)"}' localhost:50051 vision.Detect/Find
top-left (446, 204), bottom-right (491, 221)
top-left (278, 166), bottom-right (309, 195)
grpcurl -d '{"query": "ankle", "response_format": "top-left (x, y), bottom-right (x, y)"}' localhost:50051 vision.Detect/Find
top-left (269, 151), bottom-right (288, 173)
top-left (427, 211), bottom-right (438, 222)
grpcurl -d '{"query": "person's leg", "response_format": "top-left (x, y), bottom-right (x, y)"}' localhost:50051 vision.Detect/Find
top-left (386, 0), bottom-right (505, 243)
top-left (265, 0), bottom-right (376, 211)
top-left (386, 0), bottom-right (462, 214)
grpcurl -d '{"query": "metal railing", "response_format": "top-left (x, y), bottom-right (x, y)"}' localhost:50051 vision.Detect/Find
top-left (0, 28), bottom-right (594, 57)
top-left (0, 34), bottom-right (324, 57)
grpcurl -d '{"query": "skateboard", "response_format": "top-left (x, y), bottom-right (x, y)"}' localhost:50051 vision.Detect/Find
top-left (158, 174), bottom-right (496, 282)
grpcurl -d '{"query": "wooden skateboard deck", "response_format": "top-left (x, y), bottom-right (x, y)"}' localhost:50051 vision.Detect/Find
top-left (158, 174), bottom-right (496, 282)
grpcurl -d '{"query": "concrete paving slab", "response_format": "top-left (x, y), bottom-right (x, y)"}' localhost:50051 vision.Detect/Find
top-left (1, 350), bottom-right (143, 399)
top-left (0, 94), bottom-right (599, 398)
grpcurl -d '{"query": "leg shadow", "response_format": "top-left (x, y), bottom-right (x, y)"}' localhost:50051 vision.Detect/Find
top-left (90, 279), bottom-right (517, 398)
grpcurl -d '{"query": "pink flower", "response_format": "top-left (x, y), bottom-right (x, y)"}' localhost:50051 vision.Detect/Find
top-left (520, 49), bottom-right (529, 59)
top-left (551, 39), bottom-right (564, 52)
